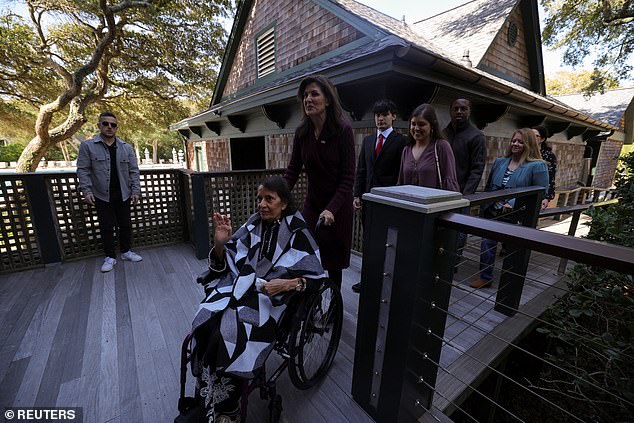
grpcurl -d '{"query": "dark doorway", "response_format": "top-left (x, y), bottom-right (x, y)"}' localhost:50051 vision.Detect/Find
top-left (230, 137), bottom-right (266, 170)
top-left (194, 146), bottom-right (203, 171)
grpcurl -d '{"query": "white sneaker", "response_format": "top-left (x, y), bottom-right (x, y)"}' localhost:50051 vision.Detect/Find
top-left (101, 257), bottom-right (116, 272)
top-left (121, 250), bottom-right (143, 262)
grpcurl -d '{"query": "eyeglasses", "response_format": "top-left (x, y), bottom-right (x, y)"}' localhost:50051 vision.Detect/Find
top-left (101, 122), bottom-right (118, 128)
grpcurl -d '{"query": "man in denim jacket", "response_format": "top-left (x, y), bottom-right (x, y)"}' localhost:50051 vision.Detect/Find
top-left (77, 112), bottom-right (142, 272)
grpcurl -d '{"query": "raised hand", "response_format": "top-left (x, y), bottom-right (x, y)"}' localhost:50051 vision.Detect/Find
top-left (213, 213), bottom-right (233, 247)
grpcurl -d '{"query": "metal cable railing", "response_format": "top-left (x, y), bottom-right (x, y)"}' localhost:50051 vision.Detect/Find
top-left (414, 208), bottom-right (634, 422)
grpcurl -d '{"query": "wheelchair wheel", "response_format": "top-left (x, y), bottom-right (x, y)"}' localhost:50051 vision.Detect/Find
top-left (287, 280), bottom-right (343, 390)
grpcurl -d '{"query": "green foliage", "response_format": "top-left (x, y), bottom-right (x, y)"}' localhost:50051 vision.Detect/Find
top-left (541, 0), bottom-right (634, 94)
top-left (534, 152), bottom-right (634, 421)
top-left (536, 267), bottom-right (634, 421)
top-left (0, 100), bottom-right (38, 144)
top-left (0, 0), bottom-right (234, 170)
top-left (585, 152), bottom-right (634, 248)
top-left (0, 142), bottom-right (26, 162)
top-left (546, 70), bottom-right (621, 96)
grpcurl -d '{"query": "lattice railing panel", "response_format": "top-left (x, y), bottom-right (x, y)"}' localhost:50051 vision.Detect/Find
top-left (203, 170), bottom-right (308, 244)
top-left (47, 173), bottom-right (103, 259)
top-left (46, 170), bottom-right (185, 260)
top-left (132, 170), bottom-right (185, 247)
top-left (0, 177), bottom-right (41, 271)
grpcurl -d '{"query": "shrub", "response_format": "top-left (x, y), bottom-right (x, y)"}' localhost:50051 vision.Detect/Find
top-left (0, 142), bottom-right (25, 162)
top-left (533, 151), bottom-right (634, 421)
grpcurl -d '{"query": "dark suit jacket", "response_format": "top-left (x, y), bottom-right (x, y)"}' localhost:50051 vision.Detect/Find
top-left (354, 130), bottom-right (408, 197)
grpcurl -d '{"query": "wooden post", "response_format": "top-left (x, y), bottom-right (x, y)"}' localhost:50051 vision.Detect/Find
top-left (190, 173), bottom-right (210, 259)
top-left (352, 186), bottom-right (469, 423)
top-left (557, 210), bottom-right (582, 274)
top-left (23, 173), bottom-right (63, 263)
top-left (495, 189), bottom-right (542, 316)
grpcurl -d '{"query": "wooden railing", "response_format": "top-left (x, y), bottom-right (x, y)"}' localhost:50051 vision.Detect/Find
top-left (1, 170), bottom-right (186, 272)
top-left (551, 185), bottom-right (617, 208)
top-left (0, 168), bottom-right (326, 272)
top-left (350, 185), bottom-right (634, 423)
top-left (0, 167), bottom-right (618, 274)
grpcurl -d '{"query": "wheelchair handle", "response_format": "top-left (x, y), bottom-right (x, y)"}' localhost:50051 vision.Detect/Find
top-left (315, 216), bottom-right (325, 233)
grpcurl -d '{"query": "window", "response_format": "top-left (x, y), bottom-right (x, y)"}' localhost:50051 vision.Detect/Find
top-left (257, 26), bottom-right (275, 78)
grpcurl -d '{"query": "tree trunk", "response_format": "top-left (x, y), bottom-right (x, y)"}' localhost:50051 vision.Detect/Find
top-left (16, 102), bottom-right (88, 172)
top-left (16, 136), bottom-right (48, 172)
top-left (152, 139), bottom-right (158, 164)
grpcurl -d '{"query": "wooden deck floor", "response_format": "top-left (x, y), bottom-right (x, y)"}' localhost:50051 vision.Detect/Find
top-left (0, 216), bottom-right (577, 423)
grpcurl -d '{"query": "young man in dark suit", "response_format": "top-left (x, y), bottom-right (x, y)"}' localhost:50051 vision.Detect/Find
top-left (351, 99), bottom-right (407, 293)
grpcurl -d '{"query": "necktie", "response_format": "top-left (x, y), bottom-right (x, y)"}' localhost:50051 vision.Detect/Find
top-left (375, 134), bottom-right (384, 158)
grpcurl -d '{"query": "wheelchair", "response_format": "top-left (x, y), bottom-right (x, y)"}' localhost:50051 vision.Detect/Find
top-left (176, 278), bottom-right (343, 423)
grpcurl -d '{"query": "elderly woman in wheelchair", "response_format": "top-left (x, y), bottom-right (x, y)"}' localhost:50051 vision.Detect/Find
top-left (187, 176), bottom-right (342, 423)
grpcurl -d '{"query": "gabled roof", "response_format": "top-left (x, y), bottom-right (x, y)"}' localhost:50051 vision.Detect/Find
top-left (414, 0), bottom-right (518, 65)
top-left (172, 0), bottom-right (613, 132)
top-left (554, 87), bottom-right (634, 128)
top-left (328, 0), bottom-right (443, 56)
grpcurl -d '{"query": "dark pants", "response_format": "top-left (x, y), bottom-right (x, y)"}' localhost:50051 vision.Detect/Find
top-left (480, 237), bottom-right (497, 281)
top-left (95, 198), bottom-right (132, 258)
top-left (328, 269), bottom-right (342, 289)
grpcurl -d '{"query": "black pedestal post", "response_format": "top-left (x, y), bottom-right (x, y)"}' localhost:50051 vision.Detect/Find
top-left (351, 186), bottom-right (469, 423)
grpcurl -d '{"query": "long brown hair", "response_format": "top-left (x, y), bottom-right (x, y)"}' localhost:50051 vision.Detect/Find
top-left (505, 128), bottom-right (543, 164)
top-left (295, 75), bottom-right (349, 140)
top-left (407, 103), bottom-right (445, 145)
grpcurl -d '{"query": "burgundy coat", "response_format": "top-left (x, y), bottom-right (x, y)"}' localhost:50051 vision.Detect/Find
top-left (284, 123), bottom-right (355, 270)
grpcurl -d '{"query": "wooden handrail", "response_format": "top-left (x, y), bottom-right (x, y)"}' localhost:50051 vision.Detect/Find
top-left (463, 186), bottom-right (544, 207)
top-left (438, 212), bottom-right (634, 274)
top-left (539, 198), bottom-right (618, 218)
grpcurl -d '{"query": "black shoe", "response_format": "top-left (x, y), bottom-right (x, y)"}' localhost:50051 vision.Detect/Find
top-left (351, 282), bottom-right (361, 293)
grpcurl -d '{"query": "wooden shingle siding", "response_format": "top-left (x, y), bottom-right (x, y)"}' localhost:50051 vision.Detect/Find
top-left (205, 139), bottom-right (231, 171)
top-left (222, 0), bottom-right (362, 98)
top-left (479, 6), bottom-right (531, 87)
top-left (483, 135), bottom-right (586, 192)
top-left (593, 138), bottom-right (623, 187)
top-left (266, 127), bottom-right (374, 170)
top-left (552, 142), bottom-right (586, 189)
top-left (267, 134), bottom-right (294, 169)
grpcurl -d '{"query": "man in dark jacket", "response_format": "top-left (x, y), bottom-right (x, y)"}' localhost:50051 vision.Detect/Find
top-left (444, 98), bottom-right (486, 195)
top-left (444, 98), bottom-right (486, 265)
top-left (77, 112), bottom-right (143, 273)
top-left (352, 99), bottom-right (407, 293)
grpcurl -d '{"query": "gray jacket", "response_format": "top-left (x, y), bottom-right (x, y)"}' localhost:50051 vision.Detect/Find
top-left (77, 135), bottom-right (140, 202)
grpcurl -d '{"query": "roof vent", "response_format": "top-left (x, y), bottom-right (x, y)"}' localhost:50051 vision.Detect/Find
top-left (257, 26), bottom-right (276, 78)
top-left (461, 49), bottom-right (472, 67)
top-left (507, 22), bottom-right (518, 47)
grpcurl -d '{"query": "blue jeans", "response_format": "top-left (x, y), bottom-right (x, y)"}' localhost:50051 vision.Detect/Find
top-left (480, 237), bottom-right (497, 281)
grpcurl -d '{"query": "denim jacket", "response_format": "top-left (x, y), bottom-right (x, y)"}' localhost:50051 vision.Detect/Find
top-left (76, 135), bottom-right (140, 202)
top-left (485, 157), bottom-right (548, 208)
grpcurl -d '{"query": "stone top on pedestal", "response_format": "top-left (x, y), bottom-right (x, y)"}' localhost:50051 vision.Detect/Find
top-left (363, 185), bottom-right (470, 214)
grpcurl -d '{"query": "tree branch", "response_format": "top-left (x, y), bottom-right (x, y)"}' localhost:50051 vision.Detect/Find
top-left (602, 0), bottom-right (634, 24)
top-left (108, 1), bottom-right (153, 14)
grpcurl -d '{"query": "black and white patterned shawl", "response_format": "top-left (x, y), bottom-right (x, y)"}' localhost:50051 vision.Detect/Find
top-left (192, 210), bottom-right (326, 378)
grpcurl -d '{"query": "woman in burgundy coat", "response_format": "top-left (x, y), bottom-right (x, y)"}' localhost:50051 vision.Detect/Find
top-left (284, 75), bottom-right (355, 287)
